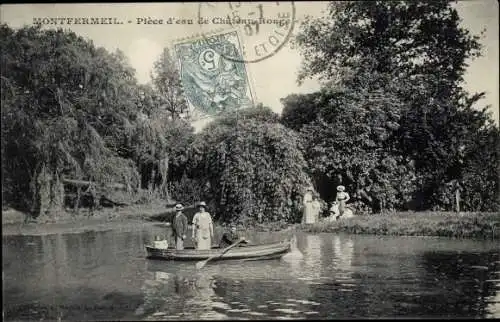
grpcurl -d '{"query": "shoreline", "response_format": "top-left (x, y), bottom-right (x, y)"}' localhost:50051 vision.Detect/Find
top-left (297, 211), bottom-right (500, 240)
top-left (2, 206), bottom-right (499, 240)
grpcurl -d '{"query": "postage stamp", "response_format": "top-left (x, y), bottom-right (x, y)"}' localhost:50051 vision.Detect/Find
top-left (197, 2), bottom-right (296, 63)
top-left (174, 31), bottom-right (255, 118)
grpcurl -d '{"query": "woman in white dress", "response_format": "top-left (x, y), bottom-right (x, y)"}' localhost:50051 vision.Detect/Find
top-left (335, 185), bottom-right (350, 218)
top-left (302, 187), bottom-right (321, 224)
top-left (192, 201), bottom-right (214, 250)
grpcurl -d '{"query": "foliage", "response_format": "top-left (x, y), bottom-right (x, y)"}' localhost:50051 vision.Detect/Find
top-left (150, 48), bottom-right (188, 119)
top-left (292, 1), bottom-right (498, 211)
top-left (167, 173), bottom-right (206, 206)
top-left (280, 92), bottom-right (324, 131)
top-left (296, 1), bottom-right (482, 88)
top-left (459, 127), bottom-right (500, 212)
top-left (128, 109), bottom-right (195, 192)
top-left (1, 25), bottom-right (139, 213)
top-left (127, 48), bottom-right (194, 194)
top-left (291, 88), bottom-right (418, 211)
top-left (188, 106), bottom-right (312, 224)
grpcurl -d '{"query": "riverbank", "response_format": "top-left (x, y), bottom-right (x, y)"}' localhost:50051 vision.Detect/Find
top-left (3, 205), bottom-right (499, 239)
top-left (298, 211), bottom-right (500, 240)
top-left (1, 202), bottom-right (171, 236)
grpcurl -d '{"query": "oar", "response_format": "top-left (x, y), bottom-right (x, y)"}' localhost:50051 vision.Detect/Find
top-left (195, 237), bottom-right (246, 269)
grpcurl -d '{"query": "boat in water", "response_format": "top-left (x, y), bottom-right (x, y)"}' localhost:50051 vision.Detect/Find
top-left (145, 240), bottom-right (292, 261)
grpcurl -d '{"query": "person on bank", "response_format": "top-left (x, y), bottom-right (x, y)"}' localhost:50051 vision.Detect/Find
top-left (335, 185), bottom-right (350, 219)
top-left (171, 203), bottom-right (188, 250)
top-left (219, 225), bottom-right (250, 248)
top-left (192, 201), bottom-right (214, 250)
top-left (302, 186), bottom-right (321, 224)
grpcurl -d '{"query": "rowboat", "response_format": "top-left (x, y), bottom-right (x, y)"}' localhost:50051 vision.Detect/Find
top-left (145, 239), bottom-right (291, 261)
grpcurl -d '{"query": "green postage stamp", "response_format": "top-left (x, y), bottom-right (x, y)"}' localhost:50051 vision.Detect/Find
top-left (174, 30), bottom-right (255, 118)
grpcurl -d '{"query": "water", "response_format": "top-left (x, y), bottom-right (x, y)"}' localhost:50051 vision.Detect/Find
top-left (3, 226), bottom-right (500, 320)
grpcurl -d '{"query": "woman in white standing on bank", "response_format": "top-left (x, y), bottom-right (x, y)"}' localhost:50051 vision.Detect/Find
top-left (302, 187), bottom-right (321, 224)
top-left (192, 201), bottom-right (214, 250)
top-left (335, 185), bottom-right (350, 219)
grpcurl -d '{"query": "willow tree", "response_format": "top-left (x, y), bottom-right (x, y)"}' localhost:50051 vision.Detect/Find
top-left (129, 102), bottom-right (195, 197)
top-left (1, 25), bottom-right (140, 216)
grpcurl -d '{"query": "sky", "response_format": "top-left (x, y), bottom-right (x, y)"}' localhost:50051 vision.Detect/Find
top-left (1, 1), bottom-right (498, 128)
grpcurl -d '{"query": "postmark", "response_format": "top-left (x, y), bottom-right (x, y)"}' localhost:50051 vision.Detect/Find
top-left (173, 31), bottom-right (255, 118)
top-left (197, 2), bottom-right (296, 63)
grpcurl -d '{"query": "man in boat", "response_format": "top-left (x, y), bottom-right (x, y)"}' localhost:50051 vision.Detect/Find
top-left (192, 201), bottom-right (214, 250)
top-left (171, 203), bottom-right (188, 250)
top-left (219, 225), bottom-right (250, 248)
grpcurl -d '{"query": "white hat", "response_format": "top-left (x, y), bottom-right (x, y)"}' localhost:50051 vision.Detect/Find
top-left (337, 185), bottom-right (345, 192)
top-left (198, 201), bottom-right (207, 207)
top-left (175, 204), bottom-right (184, 211)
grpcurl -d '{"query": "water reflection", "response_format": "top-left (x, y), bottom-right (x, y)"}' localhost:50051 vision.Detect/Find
top-left (413, 250), bottom-right (500, 318)
top-left (3, 230), bottom-right (500, 320)
top-left (332, 235), bottom-right (354, 281)
top-left (486, 287), bottom-right (500, 318)
top-left (286, 234), bottom-right (322, 283)
top-left (3, 231), bottom-right (146, 321)
top-left (140, 258), bottom-right (323, 319)
top-left (139, 262), bottom-right (225, 320)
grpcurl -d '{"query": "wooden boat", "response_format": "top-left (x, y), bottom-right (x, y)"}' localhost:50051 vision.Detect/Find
top-left (145, 239), bottom-right (291, 261)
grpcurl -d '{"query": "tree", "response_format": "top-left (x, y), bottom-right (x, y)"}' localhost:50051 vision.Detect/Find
top-left (293, 1), bottom-right (498, 211)
top-left (187, 106), bottom-right (313, 224)
top-left (1, 25), bottom-right (140, 215)
top-left (282, 88), bottom-right (417, 212)
top-left (150, 48), bottom-right (188, 120)
top-left (129, 109), bottom-right (195, 196)
top-left (296, 1), bottom-right (482, 91)
top-left (280, 92), bottom-right (325, 131)
top-left (459, 126), bottom-right (499, 212)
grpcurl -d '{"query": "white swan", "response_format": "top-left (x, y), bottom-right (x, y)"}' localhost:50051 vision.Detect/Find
top-left (282, 235), bottom-right (304, 261)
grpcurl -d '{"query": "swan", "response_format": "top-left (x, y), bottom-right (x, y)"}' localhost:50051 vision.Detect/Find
top-left (282, 235), bottom-right (304, 261)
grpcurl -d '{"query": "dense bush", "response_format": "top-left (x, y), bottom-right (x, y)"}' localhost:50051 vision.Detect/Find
top-left (188, 107), bottom-right (313, 224)
top-left (167, 174), bottom-right (206, 206)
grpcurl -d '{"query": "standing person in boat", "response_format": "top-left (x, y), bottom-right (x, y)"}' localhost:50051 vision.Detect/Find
top-left (219, 225), bottom-right (249, 248)
top-left (192, 201), bottom-right (214, 250)
top-left (335, 185), bottom-right (350, 219)
top-left (171, 203), bottom-right (188, 250)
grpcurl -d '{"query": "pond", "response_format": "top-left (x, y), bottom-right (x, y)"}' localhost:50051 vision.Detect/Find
top-left (3, 225), bottom-right (499, 320)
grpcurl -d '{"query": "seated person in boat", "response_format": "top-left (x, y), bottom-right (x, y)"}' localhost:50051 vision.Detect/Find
top-left (219, 225), bottom-right (250, 248)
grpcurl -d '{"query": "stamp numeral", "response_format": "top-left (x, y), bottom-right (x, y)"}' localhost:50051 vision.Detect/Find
top-left (199, 49), bottom-right (218, 71)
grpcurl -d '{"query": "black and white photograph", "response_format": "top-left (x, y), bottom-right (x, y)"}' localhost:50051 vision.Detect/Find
top-left (1, 1), bottom-right (499, 320)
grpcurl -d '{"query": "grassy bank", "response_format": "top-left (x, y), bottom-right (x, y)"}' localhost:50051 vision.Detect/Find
top-left (1, 202), bottom-right (171, 236)
top-left (297, 211), bottom-right (500, 240)
top-left (3, 205), bottom-right (499, 240)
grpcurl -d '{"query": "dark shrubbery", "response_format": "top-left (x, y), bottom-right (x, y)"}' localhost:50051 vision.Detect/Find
top-left (187, 107), bottom-right (312, 225)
